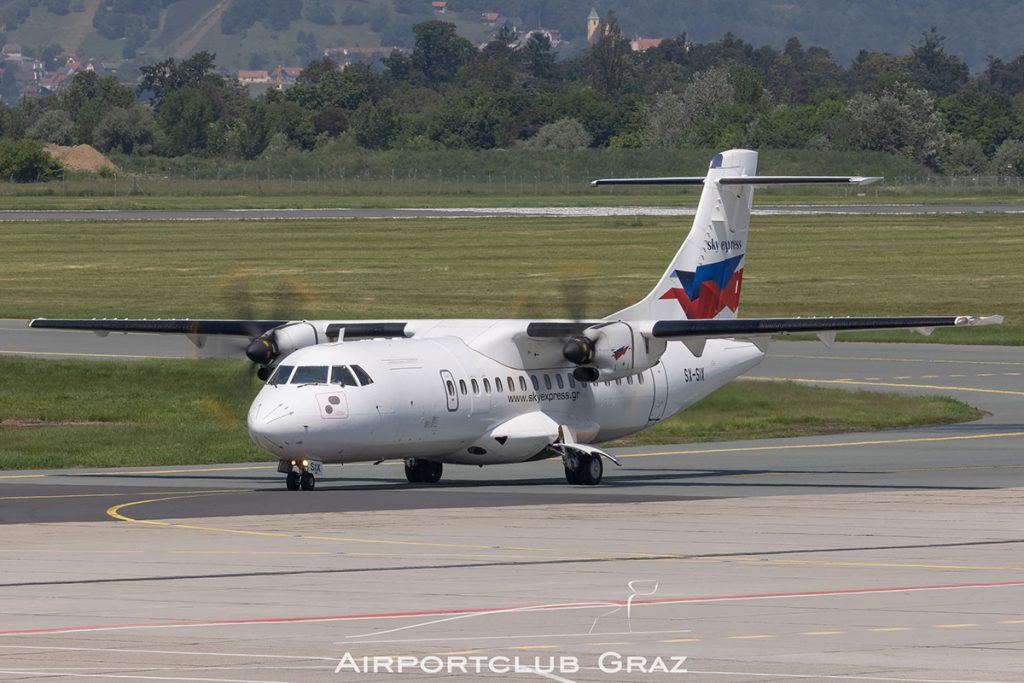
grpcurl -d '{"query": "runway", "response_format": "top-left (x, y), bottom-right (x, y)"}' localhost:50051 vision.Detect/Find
top-left (0, 203), bottom-right (1022, 222)
top-left (1, 340), bottom-right (1023, 681)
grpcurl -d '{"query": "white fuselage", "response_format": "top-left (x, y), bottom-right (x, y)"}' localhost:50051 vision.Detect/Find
top-left (246, 320), bottom-right (765, 466)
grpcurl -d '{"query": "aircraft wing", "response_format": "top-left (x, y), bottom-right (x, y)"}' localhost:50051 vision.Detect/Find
top-left (646, 315), bottom-right (1003, 354)
top-left (28, 318), bottom-right (288, 336)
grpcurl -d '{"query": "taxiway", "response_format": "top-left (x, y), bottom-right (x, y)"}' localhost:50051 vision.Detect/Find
top-left (1, 340), bottom-right (1022, 681)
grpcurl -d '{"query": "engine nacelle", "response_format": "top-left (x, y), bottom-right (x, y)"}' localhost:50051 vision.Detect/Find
top-left (246, 321), bottom-right (321, 367)
top-left (271, 321), bottom-right (320, 356)
top-left (574, 321), bottom-right (666, 382)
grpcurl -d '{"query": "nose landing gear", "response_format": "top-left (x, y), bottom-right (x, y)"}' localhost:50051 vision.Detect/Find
top-left (280, 459), bottom-right (321, 491)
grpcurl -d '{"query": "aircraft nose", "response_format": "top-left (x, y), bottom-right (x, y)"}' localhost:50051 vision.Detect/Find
top-left (247, 400), bottom-right (299, 450)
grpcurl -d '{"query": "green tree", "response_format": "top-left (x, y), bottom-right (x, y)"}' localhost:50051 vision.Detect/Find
top-left (139, 51), bottom-right (217, 105)
top-left (587, 10), bottom-right (633, 98)
top-left (411, 21), bottom-right (474, 84)
top-left (350, 100), bottom-right (400, 149)
top-left (841, 83), bottom-right (945, 167)
top-left (522, 118), bottom-right (591, 149)
top-left (989, 138), bottom-right (1024, 176)
top-left (60, 71), bottom-right (134, 144)
top-left (157, 88), bottom-right (214, 155)
top-left (0, 139), bottom-right (62, 182)
top-left (520, 31), bottom-right (556, 82)
top-left (939, 88), bottom-right (1015, 154)
top-left (93, 105), bottom-right (156, 155)
top-left (907, 29), bottom-right (969, 97)
top-left (26, 108), bottom-right (74, 145)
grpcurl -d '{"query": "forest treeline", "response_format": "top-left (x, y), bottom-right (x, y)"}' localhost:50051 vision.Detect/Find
top-left (4, 15), bottom-right (1024, 181)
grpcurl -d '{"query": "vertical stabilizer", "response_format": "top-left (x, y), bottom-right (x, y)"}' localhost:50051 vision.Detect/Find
top-left (612, 149), bottom-right (757, 322)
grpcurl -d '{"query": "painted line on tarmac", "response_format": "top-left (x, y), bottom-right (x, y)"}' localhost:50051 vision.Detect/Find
top-left (686, 669), bottom-right (1017, 683)
top-left (768, 353), bottom-right (1024, 367)
top-left (106, 494), bottom-right (503, 551)
top-left (752, 376), bottom-right (1024, 397)
top-left (0, 348), bottom-right (164, 360)
top-left (2, 579), bottom-right (1022, 637)
top-left (620, 429), bottom-right (1024, 459)
top-left (0, 489), bottom-right (237, 501)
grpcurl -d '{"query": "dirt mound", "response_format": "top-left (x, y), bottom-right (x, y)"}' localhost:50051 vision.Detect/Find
top-left (44, 144), bottom-right (118, 173)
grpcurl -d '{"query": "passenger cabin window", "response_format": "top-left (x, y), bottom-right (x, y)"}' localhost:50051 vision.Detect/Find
top-left (520, 376), bottom-right (528, 392)
top-left (496, 377), bottom-right (503, 392)
top-left (352, 365), bottom-right (373, 385)
top-left (530, 375), bottom-right (539, 391)
top-left (269, 365), bottom-right (294, 385)
top-left (459, 379), bottom-right (467, 395)
top-left (543, 374), bottom-right (552, 390)
top-left (291, 366), bottom-right (328, 384)
top-left (568, 374), bottom-right (576, 388)
top-left (331, 365), bottom-right (357, 386)
top-left (507, 376), bottom-right (514, 391)
top-left (638, 373), bottom-right (644, 385)
top-left (555, 374), bottom-right (564, 389)
top-left (626, 375), bottom-right (633, 385)
top-left (483, 378), bottom-right (491, 394)
top-left (446, 380), bottom-right (455, 396)
top-left (471, 379), bottom-right (480, 395)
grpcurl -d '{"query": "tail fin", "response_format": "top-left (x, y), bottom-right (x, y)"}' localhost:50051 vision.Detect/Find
top-left (612, 149), bottom-right (758, 322)
top-left (600, 149), bottom-right (880, 322)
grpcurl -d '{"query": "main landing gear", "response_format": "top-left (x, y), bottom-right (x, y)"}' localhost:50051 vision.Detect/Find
top-left (563, 451), bottom-right (603, 486)
top-left (281, 459), bottom-right (318, 491)
top-left (405, 458), bottom-right (443, 484)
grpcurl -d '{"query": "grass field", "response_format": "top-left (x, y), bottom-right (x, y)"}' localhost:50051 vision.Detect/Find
top-left (1, 213), bottom-right (1019, 344)
top-left (3, 147), bottom-right (1021, 208)
top-left (0, 176), bottom-right (1020, 209)
top-left (0, 357), bottom-right (980, 470)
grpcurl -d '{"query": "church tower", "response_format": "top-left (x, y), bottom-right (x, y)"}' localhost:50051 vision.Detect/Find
top-left (587, 8), bottom-right (601, 43)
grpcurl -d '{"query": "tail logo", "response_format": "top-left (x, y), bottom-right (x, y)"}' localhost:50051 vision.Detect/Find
top-left (612, 345), bottom-right (630, 360)
top-left (659, 254), bottom-right (743, 319)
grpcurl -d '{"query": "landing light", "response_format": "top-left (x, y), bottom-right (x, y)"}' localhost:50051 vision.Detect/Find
top-left (302, 459), bottom-right (309, 468)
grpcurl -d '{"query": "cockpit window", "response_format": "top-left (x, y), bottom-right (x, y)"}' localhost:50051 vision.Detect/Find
top-left (291, 366), bottom-right (328, 384)
top-left (331, 365), bottom-right (357, 387)
top-left (352, 364), bottom-right (373, 385)
top-left (268, 365), bottom-right (294, 385)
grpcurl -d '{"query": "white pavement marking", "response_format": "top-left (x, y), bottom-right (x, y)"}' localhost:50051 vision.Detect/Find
top-left (686, 671), bottom-right (1016, 683)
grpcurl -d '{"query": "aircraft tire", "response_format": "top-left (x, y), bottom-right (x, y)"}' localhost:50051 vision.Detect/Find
top-left (423, 461), bottom-right (443, 484)
top-left (300, 472), bottom-right (315, 491)
top-left (405, 459), bottom-right (424, 483)
top-left (564, 465), bottom-right (580, 485)
top-left (286, 471), bottom-right (300, 491)
top-left (577, 454), bottom-right (603, 486)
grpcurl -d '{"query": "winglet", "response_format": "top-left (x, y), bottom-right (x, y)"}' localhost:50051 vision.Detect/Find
top-left (955, 315), bottom-right (1004, 326)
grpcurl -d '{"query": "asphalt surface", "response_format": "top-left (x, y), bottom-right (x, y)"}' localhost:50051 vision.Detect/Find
top-left (2, 333), bottom-right (1024, 681)
top-left (0, 338), bottom-right (1021, 518)
top-left (0, 203), bottom-right (1023, 222)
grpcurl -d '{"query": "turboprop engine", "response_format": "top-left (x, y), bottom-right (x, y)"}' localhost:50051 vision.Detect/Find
top-left (562, 321), bottom-right (666, 382)
top-left (245, 321), bottom-right (320, 377)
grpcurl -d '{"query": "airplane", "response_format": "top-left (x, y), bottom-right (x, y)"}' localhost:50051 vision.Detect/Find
top-left (29, 149), bottom-right (1001, 491)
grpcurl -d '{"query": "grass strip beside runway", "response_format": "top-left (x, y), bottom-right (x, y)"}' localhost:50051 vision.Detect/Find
top-left (0, 214), bottom-right (1019, 344)
top-left (0, 357), bottom-right (980, 470)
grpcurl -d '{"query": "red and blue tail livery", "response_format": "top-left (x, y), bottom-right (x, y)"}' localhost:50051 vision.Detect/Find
top-left (659, 254), bottom-right (743, 319)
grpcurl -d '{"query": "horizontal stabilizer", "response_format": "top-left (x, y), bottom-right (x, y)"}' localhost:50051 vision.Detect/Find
top-left (649, 315), bottom-right (1002, 340)
top-left (591, 175), bottom-right (881, 187)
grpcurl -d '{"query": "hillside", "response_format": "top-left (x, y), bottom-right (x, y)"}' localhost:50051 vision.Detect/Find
top-left (0, 0), bottom-right (1022, 77)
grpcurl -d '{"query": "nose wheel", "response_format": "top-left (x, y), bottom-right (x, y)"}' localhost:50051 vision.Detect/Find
top-left (282, 460), bottom-right (320, 491)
